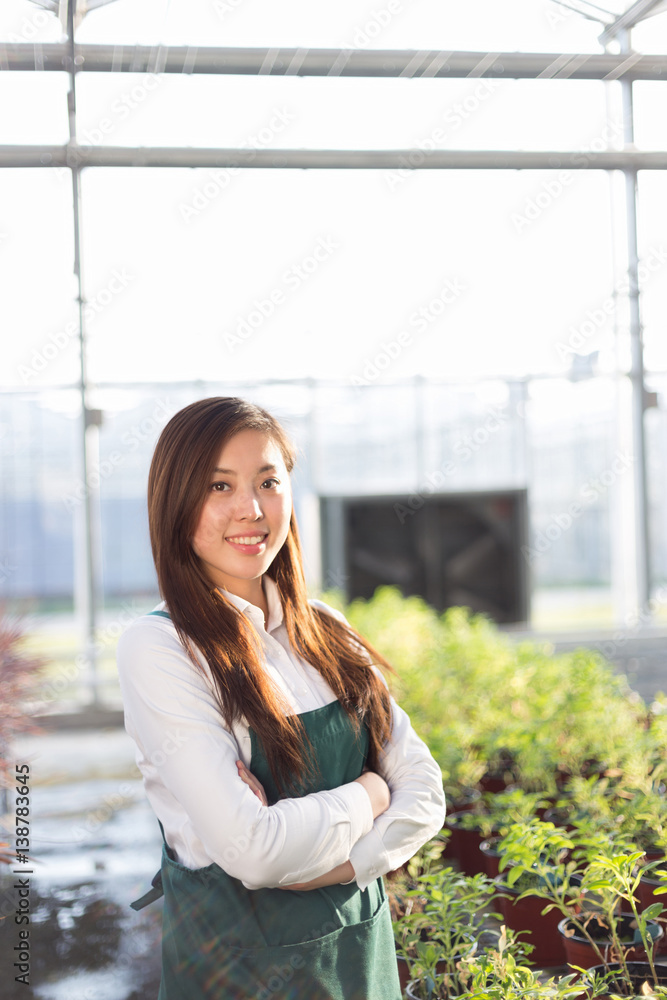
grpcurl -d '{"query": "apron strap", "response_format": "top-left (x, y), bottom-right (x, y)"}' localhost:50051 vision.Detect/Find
top-left (130, 819), bottom-right (170, 910)
top-left (130, 868), bottom-right (164, 910)
top-left (147, 609), bottom-right (171, 619)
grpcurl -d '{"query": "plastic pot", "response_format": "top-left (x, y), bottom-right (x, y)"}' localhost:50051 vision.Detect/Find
top-left (444, 812), bottom-right (487, 876)
top-left (558, 913), bottom-right (663, 970)
top-left (638, 868), bottom-right (667, 953)
top-left (399, 960), bottom-right (450, 996)
top-left (576, 961), bottom-right (667, 999)
top-left (480, 837), bottom-right (502, 879)
top-left (494, 874), bottom-right (566, 966)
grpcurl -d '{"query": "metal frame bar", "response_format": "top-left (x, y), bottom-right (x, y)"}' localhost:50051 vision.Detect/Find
top-left (600, 0), bottom-right (667, 43)
top-left (2, 42), bottom-right (667, 80)
top-left (2, 144), bottom-right (667, 169)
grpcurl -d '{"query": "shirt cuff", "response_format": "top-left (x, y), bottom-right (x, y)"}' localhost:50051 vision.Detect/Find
top-left (343, 778), bottom-right (375, 842)
top-left (348, 826), bottom-right (391, 892)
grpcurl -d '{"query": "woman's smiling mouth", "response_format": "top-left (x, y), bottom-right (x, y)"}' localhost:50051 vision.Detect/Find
top-left (225, 533), bottom-right (269, 554)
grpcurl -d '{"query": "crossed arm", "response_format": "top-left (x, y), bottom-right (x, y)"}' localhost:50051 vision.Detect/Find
top-left (236, 760), bottom-right (391, 890)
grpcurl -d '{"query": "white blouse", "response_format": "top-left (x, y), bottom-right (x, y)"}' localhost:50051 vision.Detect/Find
top-left (116, 576), bottom-right (446, 893)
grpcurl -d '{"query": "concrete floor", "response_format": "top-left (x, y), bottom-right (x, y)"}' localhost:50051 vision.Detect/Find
top-left (0, 727), bottom-right (163, 1000)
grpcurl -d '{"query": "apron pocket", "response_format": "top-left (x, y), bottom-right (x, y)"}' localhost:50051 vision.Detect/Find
top-left (165, 897), bottom-right (401, 1000)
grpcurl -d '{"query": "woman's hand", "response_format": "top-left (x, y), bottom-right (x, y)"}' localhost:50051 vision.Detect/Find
top-left (277, 860), bottom-right (356, 891)
top-left (354, 770), bottom-right (391, 819)
top-left (236, 760), bottom-right (268, 807)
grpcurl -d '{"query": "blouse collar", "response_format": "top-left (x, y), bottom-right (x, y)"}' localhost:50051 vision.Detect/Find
top-left (218, 575), bottom-right (284, 634)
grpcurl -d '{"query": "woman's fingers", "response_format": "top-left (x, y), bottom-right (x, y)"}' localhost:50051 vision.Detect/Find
top-left (236, 761), bottom-right (268, 806)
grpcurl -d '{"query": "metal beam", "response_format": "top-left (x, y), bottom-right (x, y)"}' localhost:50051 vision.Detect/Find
top-left (3, 43), bottom-right (667, 80)
top-left (2, 144), bottom-right (667, 170)
top-left (600, 0), bottom-right (667, 44)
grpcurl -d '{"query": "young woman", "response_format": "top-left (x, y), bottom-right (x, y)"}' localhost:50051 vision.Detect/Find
top-left (117, 397), bottom-right (446, 1000)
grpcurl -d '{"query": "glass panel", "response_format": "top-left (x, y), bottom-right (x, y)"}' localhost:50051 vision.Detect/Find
top-left (73, 0), bottom-right (634, 55)
top-left (75, 73), bottom-right (609, 151)
top-left (1, 169), bottom-right (76, 388)
top-left (0, 72), bottom-right (69, 143)
top-left (78, 167), bottom-right (614, 386)
top-left (638, 173), bottom-right (667, 373)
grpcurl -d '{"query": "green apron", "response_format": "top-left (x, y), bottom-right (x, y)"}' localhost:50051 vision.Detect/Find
top-left (131, 621), bottom-right (401, 999)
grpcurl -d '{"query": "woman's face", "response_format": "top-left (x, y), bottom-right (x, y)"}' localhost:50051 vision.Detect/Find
top-left (191, 428), bottom-right (292, 596)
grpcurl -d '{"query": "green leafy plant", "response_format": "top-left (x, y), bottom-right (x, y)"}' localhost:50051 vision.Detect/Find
top-left (454, 925), bottom-right (581, 999)
top-left (393, 866), bottom-right (508, 998)
top-left (456, 788), bottom-right (549, 841)
top-left (338, 588), bottom-right (652, 802)
top-left (497, 819), bottom-right (667, 994)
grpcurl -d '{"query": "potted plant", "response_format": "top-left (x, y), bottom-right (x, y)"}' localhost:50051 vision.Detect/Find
top-left (394, 866), bottom-right (504, 997)
top-left (444, 924), bottom-right (581, 1000)
top-left (497, 819), bottom-right (667, 994)
top-left (579, 962), bottom-right (667, 997)
top-left (446, 788), bottom-right (548, 877)
top-left (494, 818), bottom-right (589, 966)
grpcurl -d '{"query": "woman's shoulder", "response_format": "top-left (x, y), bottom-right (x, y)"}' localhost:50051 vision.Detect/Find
top-left (116, 603), bottom-right (180, 659)
top-left (308, 597), bottom-right (349, 626)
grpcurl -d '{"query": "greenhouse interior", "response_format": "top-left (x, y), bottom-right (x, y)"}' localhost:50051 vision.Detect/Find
top-left (1, 0), bottom-right (667, 997)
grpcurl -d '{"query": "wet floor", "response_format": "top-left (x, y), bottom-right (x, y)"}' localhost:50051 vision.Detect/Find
top-left (1, 728), bottom-right (164, 999)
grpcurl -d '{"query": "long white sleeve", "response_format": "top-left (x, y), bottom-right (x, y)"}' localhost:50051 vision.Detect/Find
top-left (348, 694), bottom-right (446, 890)
top-left (310, 599), bottom-right (447, 891)
top-left (116, 617), bottom-right (374, 890)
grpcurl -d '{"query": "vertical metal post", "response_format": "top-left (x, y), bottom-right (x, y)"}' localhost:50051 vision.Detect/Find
top-left (618, 27), bottom-right (652, 614)
top-left (414, 374), bottom-right (426, 486)
top-left (66, 0), bottom-right (100, 706)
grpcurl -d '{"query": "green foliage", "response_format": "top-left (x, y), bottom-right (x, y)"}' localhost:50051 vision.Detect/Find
top-left (456, 788), bottom-right (550, 841)
top-left (496, 818), bottom-right (667, 991)
top-left (393, 866), bottom-right (501, 975)
top-left (324, 587), bottom-right (667, 998)
top-left (456, 927), bottom-right (582, 998)
top-left (334, 586), bottom-right (653, 798)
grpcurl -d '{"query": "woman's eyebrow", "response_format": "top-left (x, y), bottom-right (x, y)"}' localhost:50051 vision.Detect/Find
top-left (212, 464), bottom-right (278, 474)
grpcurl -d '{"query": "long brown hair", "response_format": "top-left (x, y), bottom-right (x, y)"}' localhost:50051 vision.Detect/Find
top-left (147, 397), bottom-right (394, 795)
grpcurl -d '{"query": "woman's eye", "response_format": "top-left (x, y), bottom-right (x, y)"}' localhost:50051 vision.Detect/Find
top-left (261, 478), bottom-right (280, 489)
top-left (210, 482), bottom-right (230, 492)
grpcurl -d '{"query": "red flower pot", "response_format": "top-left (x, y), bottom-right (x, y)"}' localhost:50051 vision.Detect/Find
top-left (574, 962), bottom-right (667, 1000)
top-left (480, 838), bottom-right (502, 879)
top-left (558, 913), bottom-right (664, 970)
top-left (494, 876), bottom-right (566, 966)
top-left (444, 812), bottom-right (487, 876)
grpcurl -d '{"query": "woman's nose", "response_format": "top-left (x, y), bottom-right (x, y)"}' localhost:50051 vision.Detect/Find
top-left (235, 491), bottom-right (263, 520)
